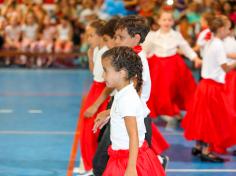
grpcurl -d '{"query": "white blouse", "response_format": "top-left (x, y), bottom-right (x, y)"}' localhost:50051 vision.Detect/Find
top-left (110, 83), bottom-right (149, 150)
top-left (93, 46), bottom-right (108, 82)
top-left (202, 37), bottom-right (228, 83)
top-left (143, 29), bottom-right (197, 60)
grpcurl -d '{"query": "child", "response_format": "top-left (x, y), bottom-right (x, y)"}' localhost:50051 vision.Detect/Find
top-left (224, 20), bottom-right (236, 114)
top-left (182, 17), bottom-right (236, 162)
top-left (34, 15), bottom-right (57, 67)
top-left (93, 15), bottom-right (169, 176)
top-left (194, 12), bottom-right (214, 57)
top-left (4, 15), bottom-right (21, 50)
top-left (21, 11), bottom-right (39, 66)
top-left (101, 46), bottom-right (165, 176)
top-left (76, 19), bottom-right (110, 175)
top-left (142, 9), bottom-right (201, 126)
top-left (55, 16), bottom-right (73, 53)
top-left (4, 15), bottom-right (21, 65)
top-left (215, 18), bottom-right (236, 155)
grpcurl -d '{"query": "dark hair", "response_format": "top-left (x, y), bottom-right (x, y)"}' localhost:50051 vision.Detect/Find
top-left (89, 19), bottom-right (106, 36)
top-left (100, 16), bottom-right (120, 38)
top-left (209, 17), bottom-right (225, 34)
top-left (115, 15), bottom-right (150, 43)
top-left (102, 47), bottom-right (143, 92)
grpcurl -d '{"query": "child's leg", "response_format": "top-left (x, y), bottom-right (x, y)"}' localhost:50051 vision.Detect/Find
top-left (63, 41), bottom-right (73, 53)
top-left (54, 40), bottom-right (62, 53)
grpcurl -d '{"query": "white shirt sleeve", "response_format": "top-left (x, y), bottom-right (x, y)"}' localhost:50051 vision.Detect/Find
top-left (177, 32), bottom-right (197, 61)
top-left (118, 98), bottom-right (138, 118)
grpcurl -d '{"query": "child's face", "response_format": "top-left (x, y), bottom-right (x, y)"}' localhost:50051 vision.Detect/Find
top-left (102, 57), bottom-right (121, 89)
top-left (103, 35), bottom-right (115, 48)
top-left (218, 25), bottom-right (230, 39)
top-left (158, 12), bottom-right (174, 31)
top-left (86, 26), bottom-right (100, 48)
top-left (200, 17), bottom-right (207, 28)
top-left (114, 28), bottom-right (138, 47)
top-left (26, 14), bottom-right (34, 24)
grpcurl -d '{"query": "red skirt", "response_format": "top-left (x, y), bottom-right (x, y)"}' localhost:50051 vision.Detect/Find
top-left (103, 141), bottom-right (166, 176)
top-left (151, 122), bottom-right (169, 155)
top-left (79, 81), bottom-right (109, 171)
top-left (225, 70), bottom-right (236, 114)
top-left (147, 54), bottom-right (197, 118)
top-left (182, 79), bottom-right (236, 148)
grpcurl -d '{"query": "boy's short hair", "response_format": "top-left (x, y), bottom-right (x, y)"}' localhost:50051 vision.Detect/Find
top-left (100, 16), bottom-right (120, 38)
top-left (115, 15), bottom-right (150, 43)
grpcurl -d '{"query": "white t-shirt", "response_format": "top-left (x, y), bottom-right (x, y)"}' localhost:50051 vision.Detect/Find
top-left (57, 25), bottom-right (71, 41)
top-left (196, 28), bottom-right (210, 57)
top-left (223, 36), bottom-right (236, 64)
top-left (5, 25), bottom-right (21, 41)
top-left (202, 37), bottom-right (228, 83)
top-left (110, 83), bottom-right (149, 150)
top-left (142, 29), bottom-right (197, 60)
top-left (93, 46), bottom-right (108, 82)
top-left (21, 24), bottom-right (38, 40)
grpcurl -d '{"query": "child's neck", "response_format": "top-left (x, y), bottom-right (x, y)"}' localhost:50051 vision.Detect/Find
top-left (117, 81), bottom-right (130, 91)
top-left (160, 28), bottom-right (171, 33)
top-left (215, 33), bottom-right (223, 40)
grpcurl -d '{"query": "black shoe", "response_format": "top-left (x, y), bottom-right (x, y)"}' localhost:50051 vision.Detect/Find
top-left (160, 155), bottom-right (169, 170)
top-left (233, 150), bottom-right (236, 156)
top-left (191, 147), bottom-right (202, 156)
top-left (200, 153), bottom-right (225, 162)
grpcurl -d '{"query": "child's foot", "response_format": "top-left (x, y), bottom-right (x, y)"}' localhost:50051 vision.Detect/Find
top-left (191, 146), bottom-right (202, 156)
top-left (200, 152), bottom-right (225, 162)
top-left (161, 115), bottom-right (177, 131)
top-left (158, 155), bottom-right (169, 170)
top-left (76, 170), bottom-right (93, 176)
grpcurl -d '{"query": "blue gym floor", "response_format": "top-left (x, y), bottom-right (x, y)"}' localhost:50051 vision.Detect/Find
top-left (0, 69), bottom-right (235, 176)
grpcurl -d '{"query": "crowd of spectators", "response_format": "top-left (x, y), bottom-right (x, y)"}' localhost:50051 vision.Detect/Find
top-left (0, 0), bottom-right (235, 68)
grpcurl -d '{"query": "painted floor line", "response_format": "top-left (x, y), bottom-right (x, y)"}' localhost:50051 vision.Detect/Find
top-left (166, 169), bottom-right (236, 172)
top-left (0, 130), bottom-right (79, 135)
top-left (0, 130), bottom-right (183, 136)
top-left (28, 109), bottom-right (43, 114)
top-left (0, 92), bottom-right (81, 97)
top-left (0, 109), bottom-right (13, 113)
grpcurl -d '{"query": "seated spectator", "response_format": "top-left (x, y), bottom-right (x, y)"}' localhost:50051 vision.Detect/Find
top-left (55, 16), bottom-right (73, 53)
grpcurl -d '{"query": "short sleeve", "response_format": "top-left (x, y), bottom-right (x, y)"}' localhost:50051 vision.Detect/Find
top-left (118, 97), bottom-right (138, 118)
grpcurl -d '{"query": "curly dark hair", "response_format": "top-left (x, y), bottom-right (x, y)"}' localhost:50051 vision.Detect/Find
top-left (102, 46), bottom-right (143, 93)
top-left (115, 15), bottom-right (150, 43)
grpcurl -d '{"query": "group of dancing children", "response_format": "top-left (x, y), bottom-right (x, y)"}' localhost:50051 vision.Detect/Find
top-left (75, 9), bottom-right (236, 176)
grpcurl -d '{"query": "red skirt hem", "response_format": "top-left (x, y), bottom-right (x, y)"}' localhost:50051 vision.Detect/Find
top-left (103, 141), bottom-right (166, 176)
top-left (182, 79), bottom-right (236, 147)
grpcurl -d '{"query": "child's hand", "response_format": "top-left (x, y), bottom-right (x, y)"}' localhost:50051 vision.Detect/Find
top-left (84, 104), bottom-right (98, 118)
top-left (124, 166), bottom-right (137, 176)
top-left (194, 57), bottom-right (202, 68)
top-left (92, 110), bottom-right (110, 133)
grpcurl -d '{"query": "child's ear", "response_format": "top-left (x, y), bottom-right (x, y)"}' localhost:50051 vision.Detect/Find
top-left (120, 69), bottom-right (127, 79)
top-left (134, 34), bottom-right (141, 44)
